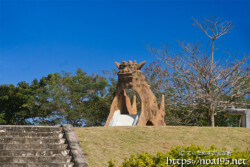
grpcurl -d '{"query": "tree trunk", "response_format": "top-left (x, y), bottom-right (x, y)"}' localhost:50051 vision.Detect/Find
top-left (208, 106), bottom-right (215, 127)
top-left (210, 39), bottom-right (215, 78)
top-left (210, 112), bottom-right (215, 127)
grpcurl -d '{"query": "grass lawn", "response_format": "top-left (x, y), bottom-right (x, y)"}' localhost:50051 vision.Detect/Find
top-left (74, 126), bottom-right (250, 167)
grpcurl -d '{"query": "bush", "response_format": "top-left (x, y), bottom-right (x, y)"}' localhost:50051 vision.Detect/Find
top-left (108, 145), bottom-right (250, 167)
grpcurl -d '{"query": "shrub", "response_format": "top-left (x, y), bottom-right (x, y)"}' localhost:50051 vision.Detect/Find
top-left (108, 145), bottom-right (250, 167)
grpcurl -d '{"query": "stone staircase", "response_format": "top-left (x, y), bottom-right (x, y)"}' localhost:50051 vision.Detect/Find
top-left (0, 125), bottom-right (87, 167)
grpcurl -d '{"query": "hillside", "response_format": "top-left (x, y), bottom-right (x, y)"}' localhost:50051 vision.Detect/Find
top-left (74, 126), bottom-right (250, 167)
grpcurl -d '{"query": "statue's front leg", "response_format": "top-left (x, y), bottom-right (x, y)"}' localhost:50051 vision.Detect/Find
top-left (136, 112), bottom-right (147, 126)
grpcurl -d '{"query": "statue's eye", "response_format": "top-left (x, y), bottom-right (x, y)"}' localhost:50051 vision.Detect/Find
top-left (120, 65), bottom-right (125, 69)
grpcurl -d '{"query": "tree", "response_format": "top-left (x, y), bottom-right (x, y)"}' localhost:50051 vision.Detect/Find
top-left (0, 82), bottom-right (32, 125)
top-left (43, 68), bottom-right (109, 126)
top-left (142, 61), bottom-right (208, 126)
top-left (149, 16), bottom-right (249, 127)
top-left (0, 68), bottom-right (111, 126)
top-left (27, 78), bottom-right (60, 125)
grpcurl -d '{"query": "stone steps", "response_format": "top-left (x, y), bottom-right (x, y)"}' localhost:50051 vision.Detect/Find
top-left (0, 143), bottom-right (68, 150)
top-left (0, 149), bottom-right (70, 156)
top-left (0, 155), bottom-right (72, 163)
top-left (0, 126), bottom-right (62, 133)
top-left (0, 137), bottom-right (66, 144)
top-left (0, 125), bottom-right (77, 167)
top-left (0, 163), bottom-right (74, 167)
top-left (0, 132), bottom-right (63, 138)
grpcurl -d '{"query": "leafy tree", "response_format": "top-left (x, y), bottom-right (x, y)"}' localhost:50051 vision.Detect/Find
top-left (0, 82), bottom-right (32, 125)
top-left (0, 113), bottom-right (6, 124)
top-left (102, 68), bottom-right (118, 98)
top-left (84, 95), bottom-right (111, 126)
top-left (42, 68), bottom-right (109, 126)
top-left (0, 68), bottom-right (111, 126)
top-left (27, 78), bottom-right (59, 125)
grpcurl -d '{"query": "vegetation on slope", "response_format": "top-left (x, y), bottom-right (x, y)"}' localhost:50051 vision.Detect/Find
top-left (75, 126), bottom-right (250, 167)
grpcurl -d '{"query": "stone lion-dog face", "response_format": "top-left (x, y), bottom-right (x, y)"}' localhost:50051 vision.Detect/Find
top-left (115, 60), bottom-right (146, 83)
top-left (115, 60), bottom-right (146, 74)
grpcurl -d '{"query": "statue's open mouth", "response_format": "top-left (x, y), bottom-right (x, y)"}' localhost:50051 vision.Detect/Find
top-left (118, 73), bottom-right (133, 82)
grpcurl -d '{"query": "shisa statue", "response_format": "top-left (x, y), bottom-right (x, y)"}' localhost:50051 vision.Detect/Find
top-left (105, 60), bottom-right (166, 126)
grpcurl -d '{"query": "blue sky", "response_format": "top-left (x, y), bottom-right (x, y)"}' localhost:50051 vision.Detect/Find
top-left (0, 0), bottom-right (249, 85)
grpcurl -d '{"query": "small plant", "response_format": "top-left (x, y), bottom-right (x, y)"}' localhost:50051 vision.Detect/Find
top-left (108, 159), bottom-right (116, 167)
top-left (108, 145), bottom-right (250, 167)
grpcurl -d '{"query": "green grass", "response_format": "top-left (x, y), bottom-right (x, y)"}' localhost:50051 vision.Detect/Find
top-left (74, 126), bottom-right (250, 167)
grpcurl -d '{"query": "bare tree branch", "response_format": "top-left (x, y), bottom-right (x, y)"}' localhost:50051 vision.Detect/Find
top-left (149, 17), bottom-right (249, 127)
